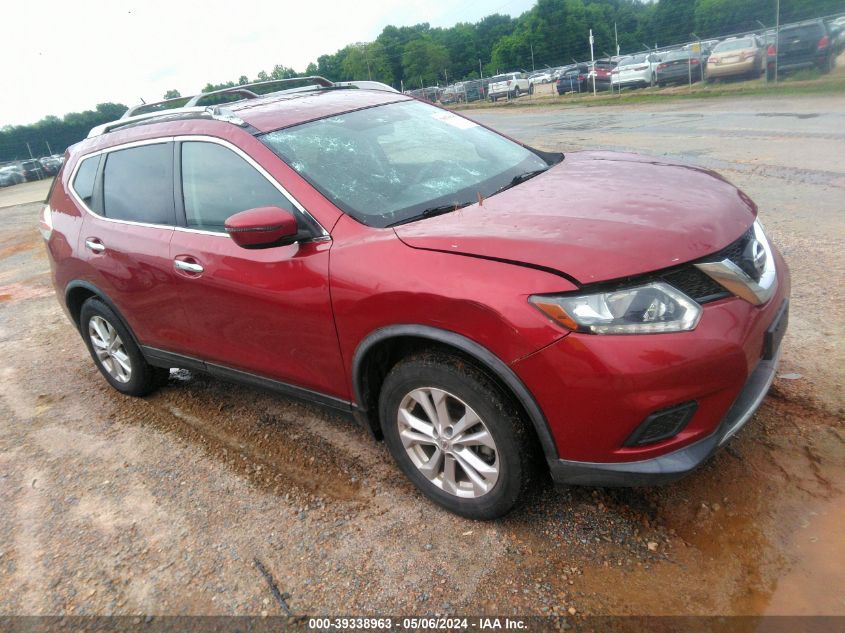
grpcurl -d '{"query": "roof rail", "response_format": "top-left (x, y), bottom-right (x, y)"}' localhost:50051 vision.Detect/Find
top-left (185, 76), bottom-right (336, 107)
top-left (122, 95), bottom-right (196, 119)
top-left (97, 76), bottom-right (395, 139)
top-left (87, 106), bottom-right (246, 138)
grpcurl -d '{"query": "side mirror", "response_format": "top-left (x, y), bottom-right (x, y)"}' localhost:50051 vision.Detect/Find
top-left (224, 206), bottom-right (299, 249)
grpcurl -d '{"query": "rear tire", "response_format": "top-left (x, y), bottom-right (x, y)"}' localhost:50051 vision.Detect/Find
top-left (379, 351), bottom-right (539, 520)
top-left (80, 298), bottom-right (168, 397)
top-left (822, 56), bottom-right (835, 74)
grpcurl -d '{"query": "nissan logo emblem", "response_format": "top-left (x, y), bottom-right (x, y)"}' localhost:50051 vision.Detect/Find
top-left (744, 238), bottom-right (767, 277)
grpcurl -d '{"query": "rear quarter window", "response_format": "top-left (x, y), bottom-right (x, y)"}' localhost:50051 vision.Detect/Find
top-left (71, 155), bottom-right (101, 209)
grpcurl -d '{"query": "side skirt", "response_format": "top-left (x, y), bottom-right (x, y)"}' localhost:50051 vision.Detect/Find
top-left (141, 346), bottom-right (357, 416)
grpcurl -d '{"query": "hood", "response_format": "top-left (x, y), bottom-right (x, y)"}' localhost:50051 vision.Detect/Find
top-left (393, 151), bottom-right (756, 284)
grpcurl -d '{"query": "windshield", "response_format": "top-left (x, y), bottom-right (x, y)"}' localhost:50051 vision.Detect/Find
top-left (714, 39), bottom-right (755, 52)
top-left (664, 50), bottom-right (694, 61)
top-left (260, 100), bottom-right (553, 227)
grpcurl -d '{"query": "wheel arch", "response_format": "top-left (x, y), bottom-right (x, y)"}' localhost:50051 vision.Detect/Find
top-left (352, 325), bottom-right (560, 462)
top-left (64, 281), bottom-right (143, 350)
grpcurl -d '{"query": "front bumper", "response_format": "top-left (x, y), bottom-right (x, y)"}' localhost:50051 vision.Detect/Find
top-left (547, 346), bottom-right (781, 486)
top-left (512, 244), bottom-right (790, 484)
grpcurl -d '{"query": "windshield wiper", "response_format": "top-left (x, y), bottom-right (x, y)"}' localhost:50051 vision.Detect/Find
top-left (387, 201), bottom-right (474, 227)
top-left (491, 168), bottom-right (549, 197)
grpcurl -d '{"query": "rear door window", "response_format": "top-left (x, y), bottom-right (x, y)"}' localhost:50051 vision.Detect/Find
top-left (180, 141), bottom-right (297, 233)
top-left (103, 143), bottom-right (174, 225)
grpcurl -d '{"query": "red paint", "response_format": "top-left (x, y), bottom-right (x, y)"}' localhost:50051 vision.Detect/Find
top-left (44, 89), bottom-right (791, 467)
top-left (395, 151), bottom-right (755, 284)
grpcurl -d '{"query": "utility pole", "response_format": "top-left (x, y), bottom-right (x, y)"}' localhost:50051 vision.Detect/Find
top-left (530, 42), bottom-right (535, 71)
top-left (445, 68), bottom-right (448, 85)
top-left (774, 0), bottom-right (781, 83)
top-left (26, 142), bottom-right (33, 159)
top-left (46, 141), bottom-right (53, 155)
top-left (691, 32), bottom-right (703, 83)
top-left (479, 58), bottom-right (483, 80)
top-left (614, 23), bottom-right (620, 57)
top-left (614, 23), bottom-right (620, 95)
top-left (589, 29), bottom-right (596, 96)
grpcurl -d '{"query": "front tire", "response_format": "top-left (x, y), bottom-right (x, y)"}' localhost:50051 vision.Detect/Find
top-left (80, 298), bottom-right (168, 397)
top-left (379, 352), bottom-right (538, 519)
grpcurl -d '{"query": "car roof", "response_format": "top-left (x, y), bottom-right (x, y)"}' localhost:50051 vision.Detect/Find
top-left (70, 86), bottom-right (414, 159)
top-left (213, 88), bottom-right (410, 133)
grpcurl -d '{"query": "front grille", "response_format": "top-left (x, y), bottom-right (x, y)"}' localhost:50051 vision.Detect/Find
top-left (661, 226), bottom-right (755, 303)
top-left (718, 229), bottom-right (751, 263)
top-left (659, 267), bottom-right (728, 303)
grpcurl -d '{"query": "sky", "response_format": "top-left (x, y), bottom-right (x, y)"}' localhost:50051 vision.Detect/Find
top-left (1, 0), bottom-right (537, 127)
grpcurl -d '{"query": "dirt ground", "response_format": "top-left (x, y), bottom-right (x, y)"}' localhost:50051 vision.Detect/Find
top-left (0, 94), bottom-right (843, 619)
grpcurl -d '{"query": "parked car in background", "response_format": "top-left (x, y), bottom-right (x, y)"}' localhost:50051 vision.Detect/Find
top-left (408, 86), bottom-right (442, 103)
top-left (656, 50), bottom-right (705, 85)
top-left (707, 37), bottom-right (766, 81)
top-left (529, 71), bottom-right (553, 84)
top-left (590, 60), bottom-right (615, 90)
top-left (0, 165), bottom-right (25, 187)
top-left (556, 65), bottom-right (589, 94)
top-left (439, 85), bottom-right (464, 106)
top-left (611, 53), bottom-right (661, 88)
top-left (20, 160), bottom-right (46, 181)
top-left (488, 72), bottom-right (532, 101)
top-left (772, 19), bottom-right (836, 78)
top-left (39, 156), bottom-right (62, 176)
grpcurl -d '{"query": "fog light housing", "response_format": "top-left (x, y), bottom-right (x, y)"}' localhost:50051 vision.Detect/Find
top-left (624, 401), bottom-right (699, 447)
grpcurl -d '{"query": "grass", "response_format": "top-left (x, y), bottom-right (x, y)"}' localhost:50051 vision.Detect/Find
top-left (450, 70), bottom-right (845, 112)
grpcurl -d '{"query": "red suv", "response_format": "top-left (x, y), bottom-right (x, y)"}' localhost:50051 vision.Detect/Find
top-left (43, 80), bottom-right (789, 519)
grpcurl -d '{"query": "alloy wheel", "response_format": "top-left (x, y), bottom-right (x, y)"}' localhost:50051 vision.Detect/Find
top-left (88, 315), bottom-right (132, 383)
top-left (397, 387), bottom-right (499, 499)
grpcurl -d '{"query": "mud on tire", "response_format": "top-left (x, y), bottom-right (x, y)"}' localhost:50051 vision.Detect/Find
top-left (378, 350), bottom-right (540, 519)
top-left (79, 298), bottom-right (169, 397)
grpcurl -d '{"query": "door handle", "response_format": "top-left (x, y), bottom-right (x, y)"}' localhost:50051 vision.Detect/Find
top-left (85, 239), bottom-right (105, 253)
top-left (174, 259), bottom-right (204, 274)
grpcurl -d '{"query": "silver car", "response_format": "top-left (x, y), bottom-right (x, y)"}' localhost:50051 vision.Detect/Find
top-left (0, 166), bottom-right (25, 187)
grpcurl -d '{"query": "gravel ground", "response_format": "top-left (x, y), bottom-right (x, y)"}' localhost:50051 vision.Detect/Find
top-left (0, 94), bottom-right (843, 618)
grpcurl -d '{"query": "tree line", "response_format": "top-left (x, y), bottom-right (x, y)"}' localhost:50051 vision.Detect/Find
top-left (1, 0), bottom-right (840, 162)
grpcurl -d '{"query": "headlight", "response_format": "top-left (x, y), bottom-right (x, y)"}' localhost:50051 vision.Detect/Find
top-left (529, 282), bottom-right (702, 334)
